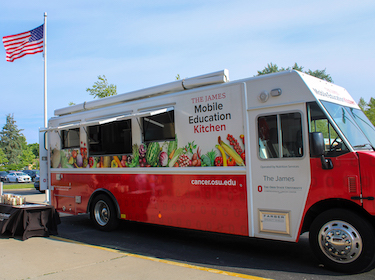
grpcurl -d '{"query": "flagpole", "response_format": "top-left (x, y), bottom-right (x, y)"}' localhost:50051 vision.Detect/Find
top-left (44, 12), bottom-right (50, 204)
top-left (44, 12), bottom-right (47, 128)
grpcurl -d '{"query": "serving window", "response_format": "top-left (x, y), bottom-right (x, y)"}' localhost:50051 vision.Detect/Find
top-left (141, 108), bottom-right (175, 142)
top-left (88, 119), bottom-right (132, 156)
top-left (61, 128), bottom-right (80, 149)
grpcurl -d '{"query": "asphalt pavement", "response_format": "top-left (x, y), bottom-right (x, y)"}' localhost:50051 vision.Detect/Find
top-left (0, 189), bottom-right (270, 280)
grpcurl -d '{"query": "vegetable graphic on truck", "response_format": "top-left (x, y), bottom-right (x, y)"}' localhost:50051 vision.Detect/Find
top-left (40, 69), bottom-right (375, 273)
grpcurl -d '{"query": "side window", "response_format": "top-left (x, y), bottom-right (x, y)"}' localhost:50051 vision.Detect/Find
top-left (307, 102), bottom-right (349, 156)
top-left (259, 115), bottom-right (278, 158)
top-left (62, 128), bottom-right (80, 149)
top-left (88, 119), bottom-right (132, 156)
top-left (258, 112), bottom-right (303, 159)
top-left (142, 109), bottom-right (175, 142)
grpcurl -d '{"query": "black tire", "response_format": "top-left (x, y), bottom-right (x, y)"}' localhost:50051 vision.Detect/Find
top-left (90, 194), bottom-right (119, 231)
top-left (309, 208), bottom-right (375, 273)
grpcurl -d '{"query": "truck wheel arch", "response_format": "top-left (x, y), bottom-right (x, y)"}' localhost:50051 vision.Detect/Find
top-left (87, 189), bottom-right (121, 219)
top-left (301, 198), bottom-right (374, 235)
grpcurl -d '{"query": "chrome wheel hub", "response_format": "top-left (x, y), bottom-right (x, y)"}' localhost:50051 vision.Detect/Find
top-left (94, 200), bottom-right (110, 226)
top-left (318, 220), bottom-right (362, 263)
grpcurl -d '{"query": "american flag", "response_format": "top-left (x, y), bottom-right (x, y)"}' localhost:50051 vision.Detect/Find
top-left (2, 24), bottom-right (44, 62)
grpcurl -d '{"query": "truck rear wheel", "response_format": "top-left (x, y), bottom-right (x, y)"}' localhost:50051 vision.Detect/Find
top-left (309, 209), bottom-right (375, 273)
top-left (90, 194), bottom-right (119, 231)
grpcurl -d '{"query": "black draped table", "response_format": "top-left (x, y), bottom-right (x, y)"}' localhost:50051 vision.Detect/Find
top-left (0, 203), bottom-right (60, 240)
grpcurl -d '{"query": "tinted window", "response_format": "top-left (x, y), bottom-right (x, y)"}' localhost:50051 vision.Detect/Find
top-left (88, 119), bottom-right (132, 156)
top-left (142, 110), bottom-right (175, 142)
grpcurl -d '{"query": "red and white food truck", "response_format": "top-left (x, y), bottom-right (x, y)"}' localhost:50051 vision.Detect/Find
top-left (40, 69), bottom-right (375, 272)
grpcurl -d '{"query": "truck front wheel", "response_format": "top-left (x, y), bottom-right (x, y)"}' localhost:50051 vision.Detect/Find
top-left (309, 209), bottom-right (375, 273)
top-left (90, 194), bottom-right (119, 231)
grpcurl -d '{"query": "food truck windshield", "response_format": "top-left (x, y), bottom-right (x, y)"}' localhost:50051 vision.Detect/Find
top-left (321, 100), bottom-right (375, 151)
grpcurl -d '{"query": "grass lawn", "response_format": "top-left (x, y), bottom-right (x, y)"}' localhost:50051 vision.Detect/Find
top-left (2, 183), bottom-right (34, 190)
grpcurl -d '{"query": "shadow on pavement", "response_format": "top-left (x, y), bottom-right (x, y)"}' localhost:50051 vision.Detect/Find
top-left (55, 214), bottom-right (356, 280)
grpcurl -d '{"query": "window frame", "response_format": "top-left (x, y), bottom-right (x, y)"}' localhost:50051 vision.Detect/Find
top-left (141, 107), bottom-right (175, 143)
top-left (61, 128), bottom-right (80, 149)
top-left (258, 111), bottom-right (304, 160)
top-left (307, 102), bottom-right (350, 157)
top-left (88, 118), bottom-right (132, 156)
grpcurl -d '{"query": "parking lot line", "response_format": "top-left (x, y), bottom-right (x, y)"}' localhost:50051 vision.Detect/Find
top-left (51, 236), bottom-right (272, 280)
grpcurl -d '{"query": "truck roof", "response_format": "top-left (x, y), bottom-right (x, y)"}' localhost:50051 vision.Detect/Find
top-left (54, 69), bottom-right (229, 117)
top-left (53, 69), bottom-right (359, 119)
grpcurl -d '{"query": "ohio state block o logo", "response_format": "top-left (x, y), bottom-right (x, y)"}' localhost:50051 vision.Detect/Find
top-left (258, 185), bottom-right (263, 192)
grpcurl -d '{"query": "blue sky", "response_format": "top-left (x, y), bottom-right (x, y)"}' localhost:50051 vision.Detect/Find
top-left (1, 1), bottom-right (375, 144)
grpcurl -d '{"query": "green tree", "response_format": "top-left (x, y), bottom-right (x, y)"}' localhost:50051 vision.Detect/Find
top-left (27, 143), bottom-right (39, 169)
top-left (358, 97), bottom-right (368, 111)
top-left (0, 148), bottom-right (8, 167)
top-left (0, 115), bottom-right (38, 170)
top-left (21, 149), bottom-right (35, 169)
top-left (86, 75), bottom-right (117, 99)
top-left (257, 62), bottom-right (333, 82)
top-left (19, 137), bottom-right (35, 169)
top-left (0, 114), bottom-right (24, 167)
top-left (358, 97), bottom-right (375, 125)
top-left (257, 62), bottom-right (285, 75)
top-left (305, 69), bottom-right (332, 82)
top-left (28, 143), bottom-right (39, 158)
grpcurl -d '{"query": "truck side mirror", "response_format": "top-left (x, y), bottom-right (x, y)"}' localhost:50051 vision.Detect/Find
top-left (309, 132), bottom-right (324, 157)
top-left (309, 132), bottom-right (333, 170)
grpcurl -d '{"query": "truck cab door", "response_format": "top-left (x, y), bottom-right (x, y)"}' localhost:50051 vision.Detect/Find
top-left (306, 102), bottom-right (362, 210)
